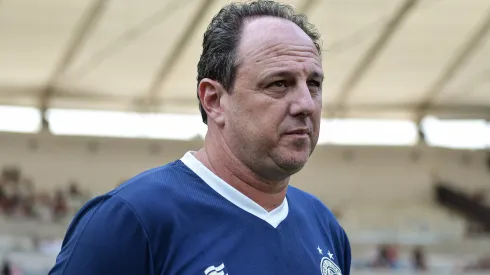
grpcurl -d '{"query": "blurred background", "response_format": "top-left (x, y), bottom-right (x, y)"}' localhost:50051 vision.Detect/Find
top-left (0, 0), bottom-right (489, 274)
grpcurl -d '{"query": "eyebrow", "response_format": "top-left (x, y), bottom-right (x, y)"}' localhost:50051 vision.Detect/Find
top-left (263, 70), bottom-right (324, 80)
top-left (310, 71), bottom-right (324, 81)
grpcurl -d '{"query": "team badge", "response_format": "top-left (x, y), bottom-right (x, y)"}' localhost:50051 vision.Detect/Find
top-left (320, 256), bottom-right (342, 275)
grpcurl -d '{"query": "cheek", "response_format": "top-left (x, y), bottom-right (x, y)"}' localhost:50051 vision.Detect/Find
top-left (311, 107), bottom-right (322, 133)
top-left (314, 100), bottom-right (322, 119)
top-left (244, 109), bottom-right (284, 143)
top-left (228, 90), bottom-right (286, 135)
top-left (254, 103), bottom-right (287, 129)
top-left (240, 94), bottom-right (282, 120)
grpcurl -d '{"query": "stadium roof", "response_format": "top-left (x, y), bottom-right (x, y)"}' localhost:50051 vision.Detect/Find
top-left (1, 0), bottom-right (489, 121)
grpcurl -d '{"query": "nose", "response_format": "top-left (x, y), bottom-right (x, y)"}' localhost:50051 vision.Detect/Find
top-left (289, 82), bottom-right (317, 118)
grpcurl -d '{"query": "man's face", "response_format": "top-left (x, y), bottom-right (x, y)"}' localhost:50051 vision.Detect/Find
top-left (222, 16), bottom-right (323, 181)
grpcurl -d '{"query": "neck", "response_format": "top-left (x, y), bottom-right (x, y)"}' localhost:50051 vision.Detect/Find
top-left (194, 132), bottom-right (288, 212)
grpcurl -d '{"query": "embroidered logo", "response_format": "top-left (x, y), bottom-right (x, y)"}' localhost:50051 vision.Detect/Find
top-left (318, 247), bottom-right (342, 275)
top-left (204, 263), bottom-right (228, 275)
top-left (320, 256), bottom-right (342, 275)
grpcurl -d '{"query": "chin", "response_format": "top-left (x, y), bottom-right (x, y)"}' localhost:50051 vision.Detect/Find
top-left (282, 161), bottom-right (307, 174)
top-left (274, 150), bottom-right (310, 174)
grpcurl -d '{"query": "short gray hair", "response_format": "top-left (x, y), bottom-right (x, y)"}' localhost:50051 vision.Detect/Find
top-left (196, 0), bottom-right (322, 124)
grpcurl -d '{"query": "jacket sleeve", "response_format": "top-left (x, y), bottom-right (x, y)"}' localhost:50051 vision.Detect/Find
top-left (48, 195), bottom-right (153, 275)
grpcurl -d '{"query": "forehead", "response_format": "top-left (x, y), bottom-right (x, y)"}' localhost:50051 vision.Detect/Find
top-left (237, 17), bottom-right (322, 72)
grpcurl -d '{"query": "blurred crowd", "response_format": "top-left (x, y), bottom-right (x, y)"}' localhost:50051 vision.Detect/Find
top-left (472, 190), bottom-right (490, 207)
top-left (0, 166), bottom-right (89, 223)
top-left (1, 165), bottom-right (489, 274)
top-left (467, 190), bottom-right (490, 236)
top-left (357, 244), bottom-right (429, 271)
top-left (363, 244), bottom-right (490, 272)
top-left (1, 259), bottom-right (21, 275)
top-left (464, 256), bottom-right (490, 272)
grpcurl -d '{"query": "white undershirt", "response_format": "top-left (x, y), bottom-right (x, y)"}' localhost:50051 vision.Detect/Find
top-left (180, 151), bottom-right (289, 228)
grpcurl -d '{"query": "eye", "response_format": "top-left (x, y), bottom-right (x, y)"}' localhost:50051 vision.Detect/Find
top-left (270, 80), bottom-right (287, 88)
top-left (307, 80), bottom-right (321, 88)
top-left (308, 80), bottom-right (322, 93)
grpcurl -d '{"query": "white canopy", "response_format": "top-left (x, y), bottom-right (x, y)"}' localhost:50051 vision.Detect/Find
top-left (0, 0), bottom-right (489, 120)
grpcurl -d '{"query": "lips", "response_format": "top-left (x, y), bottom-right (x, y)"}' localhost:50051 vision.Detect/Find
top-left (285, 129), bottom-right (310, 135)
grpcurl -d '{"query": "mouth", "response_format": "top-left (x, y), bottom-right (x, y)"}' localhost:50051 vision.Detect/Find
top-left (284, 129), bottom-right (310, 137)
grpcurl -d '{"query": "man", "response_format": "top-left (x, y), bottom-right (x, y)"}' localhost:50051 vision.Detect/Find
top-left (49, 1), bottom-right (351, 274)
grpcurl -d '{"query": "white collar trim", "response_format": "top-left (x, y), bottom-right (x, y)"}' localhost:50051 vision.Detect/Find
top-left (180, 151), bottom-right (288, 228)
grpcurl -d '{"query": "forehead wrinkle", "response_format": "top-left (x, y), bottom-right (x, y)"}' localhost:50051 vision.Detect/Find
top-left (238, 44), bottom-right (322, 76)
top-left (256, 54), bottom-right (322, 69)
top-left (261, 61), bottom-right (322, 80)
top-left (243, 42), bottom-right (320, 63)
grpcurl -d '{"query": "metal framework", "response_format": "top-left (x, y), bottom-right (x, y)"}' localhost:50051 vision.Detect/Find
top-left (329, 0), bottom-right (419, 118)
top-left (38, 0), bottom-right (109, 128)
top-left (1, 0), bottom-right (489, 121)
top-left (414, 8), bottom-right (490, 122)
top-left (145, 0), bottom-right (217, 112)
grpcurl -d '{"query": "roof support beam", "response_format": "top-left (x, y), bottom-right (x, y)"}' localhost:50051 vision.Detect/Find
top-left (145, 0), bottom-right (216, 112)
top-left (414, 8), bottom-right (490, 122)
top-left (39, 0), bottom-right (108, 127)
top-left (330, 0), bottom-right (419, 117)
top-left (71, 0), bottom-right (193, 78)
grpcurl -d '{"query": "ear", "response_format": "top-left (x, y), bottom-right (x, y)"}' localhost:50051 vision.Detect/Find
top-left (198, 78), bottom-right (227, 126)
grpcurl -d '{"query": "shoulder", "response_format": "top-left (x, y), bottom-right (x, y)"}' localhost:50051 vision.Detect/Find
top-left (287, 186), bottom-right (348, 237)
top-left (50, 194), bottom-right (153, 274)
top-left (71, 159), bottom-right (204, 238)
top-left (52, 160), bottom-right (203, 273)
top-left (287, 186), bottom-right (338, 221)
top-left (109, 160), bottom-right (202, 214)
top-left (115, 159), bottom-right (199, 194)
